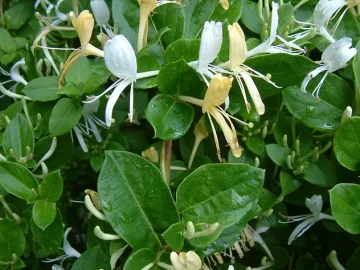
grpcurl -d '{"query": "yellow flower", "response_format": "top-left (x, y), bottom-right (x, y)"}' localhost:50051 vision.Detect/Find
top-left (219, 0), bottom-right (230, 10)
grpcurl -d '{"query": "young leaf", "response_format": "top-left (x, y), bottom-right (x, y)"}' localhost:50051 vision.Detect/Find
top-left (303, 155), bottom-right (337, 187)
top-left (39, 170), bottom-right (63, 202)
top-left (22, 76), bottom-right (60, 102)
top-left (123, 249), bottom-right (156, 270)
top-left (32, 200), bottom-right (57, 231)
top-left (0, 219), bottom-right (26, 261)
top-left (2, 114), bottom-right (34, 158)
top-left (162, 222), bottom-right (185, 250)
top-left (71, 246), bottom-right (110, 270)
top-left (98, 151), bottom-right (180, 250)
top-left (146, 94), bottom-right (194, 140)
top-left (0, 162), bottom-right (38, 201)
top-left (49, 98), bottom-right (82, 137)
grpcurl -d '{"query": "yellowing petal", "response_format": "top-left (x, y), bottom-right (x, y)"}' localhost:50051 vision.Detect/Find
top-left (202, 74), bottom-right (233, 113)
top-left (228, 22), bottom-right (247, 71)
top-left (220, 0), bottom-right (230, 10)
top-left (241, 70), bottom-right (265, 115)
top-left (70, 10), bottom-right (95, 49)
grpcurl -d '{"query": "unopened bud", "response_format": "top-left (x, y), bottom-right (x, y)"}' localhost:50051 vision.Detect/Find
top-left (286, 155), bottom-right (293, 169)
top-left (341, 106), bottom-right (352, 123)
top-left (293, 165), bottom-right (304, 175)
top-left (254, 157), bottom-right (260, 168)
top-left (294, 139), bottom-right (300, 154)
top-left (36, 59), bottom-right (44, 77)
top-left (319, 141), bottom-right (332, 155)
top-left (282, 134), bottom-right (288, 148)
top-left (142, 146), bottom-right (159, 163)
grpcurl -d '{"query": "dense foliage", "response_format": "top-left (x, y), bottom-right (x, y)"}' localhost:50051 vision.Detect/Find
top-left (0, 0), bottom-right (360, 269)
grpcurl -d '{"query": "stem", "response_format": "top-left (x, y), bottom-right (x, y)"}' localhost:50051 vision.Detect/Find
top-left (188, 137), bottom-right (202, 169)
top-left (21, 97), bottom-right (33, 128)
top-left (327, 251), bottom-right (345, 270)
top-left (72, 0), bottom-right (79, 16)
top-left (0, 196), bottom-right (21, 224)
top-left (293, 0), bottom-right (309, 11)
top-left (136, 70), bottom-right (160, 79)
top-left (178, 95), bottom-right (204, 107)
top-left (160, 141), bottom-right (172, 186)
top-left (291, 115), bottom-right (296, 143)
top-left (0, 0), bottom-right (4, 27)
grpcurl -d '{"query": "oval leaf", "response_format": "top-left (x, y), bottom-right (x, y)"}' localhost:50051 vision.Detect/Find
top-left (71, 246), bottom-right (110, 270)
top-left (22, 76), bottom-right (60, 101)
top-left (32, 200), bottom-right (57, 231)
top-left (0, 219), bottom-right (26, 261)
top-left (330, 183), bottom-right (360, 234)
top-left (334, 117), bottom-right (360, 171)
top-left (303, 155), bottom-right (337, 187)
top-left (39, 170), bottom-right (63, 202)
top-left (124, 249), bottom-right (156, 270)
top-left (146, 94), bottom-right (194, 140)
top-left (49, 98), bottom-right (82, 137)
top-left (98, 151), bottom-right (180, 250)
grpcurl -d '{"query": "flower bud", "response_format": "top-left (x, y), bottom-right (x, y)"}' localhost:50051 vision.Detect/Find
top-left (228, 22), bottom-right (247, 70)
top-left (70, 10), bottom-right (95, 49)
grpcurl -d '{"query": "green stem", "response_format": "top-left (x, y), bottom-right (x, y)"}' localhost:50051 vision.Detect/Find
top-left (160, 141), bottom-right (172, 186)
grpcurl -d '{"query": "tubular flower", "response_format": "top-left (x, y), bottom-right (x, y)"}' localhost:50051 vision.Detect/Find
top-left (179, 74), bottom-right (243, 161)
top-left (188, 21), bottom-right (223, 84)
top-left (59, 10), bottom-right (104, 87)
top-left (90, 0), bottom-right (114, 37)
top-left (280, 195), bottom-right (335, 245)
top-left (72, 99), bottom-right (107, 153)
top-left (247, 2), bottom-right (305, 57)
top-left (217, 23), bottom-right (280, 115)
top-left (44, 228), bottom-right (81, 266)
top-left (85, 34), bottom-right (137, 126)
top-left (219, 0), bottom-right (229, 10)
top-left (137, 0), bottom-right (182, 51)
top-left (301, 37), bottom-right (357, 97)
top-left (170, 251), bottom-right (202, 270)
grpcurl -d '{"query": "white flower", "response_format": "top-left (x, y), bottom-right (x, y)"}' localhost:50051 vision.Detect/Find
top-left (72, 99), bottom-right (107, 152)
top-left (90, 0), bottom-right (114, 37)
top-left (301, 37), bottom-right (357, 97)
top-left (85, 34), bottom-right (137, 126)
top-left (188, 21), bottom-right (223, 84)
top-left (247, 2), bottom-right (305, 57)
top-left (44, 228), bottom-right (81, 265)
top-left (35, 0), bottom-right (68, 24)
top-left (170, 251), bottom-right (202, 270)
top-left (0, 58), bottom-right (28, 87)
top-left (281, 195), bottom-right (335, 245)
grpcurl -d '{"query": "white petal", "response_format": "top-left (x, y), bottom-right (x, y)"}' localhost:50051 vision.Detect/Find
top-left (305, 195), bottom-right (323, 219)
top-left (63, 228), bottom-right (81, 258)
top-left (198, 21), bottom-right (223, 68)
top-left (301, 65), bottom-right (328, 92)
top-left (322, 37), bottom-right (357, 72)
top-left (91, 0), bottom-right (110, 26)
top-left (82, 99), bottom-right (100, 116)
top-left (10, 58), bottom-right (28, 86)
top-left (288, 217), bottom-right (317, 245)
top-left (313, 0), bottom-right (347, 29)
top-left (55, 0), bottom-right (68, 22)
top-left (73, 126), bottom-right (89, 153)
top-left (269, 2), bottom-right (280, 45)
top-left (86, 116), bottom-right (102, 142)
top-left (104, 35), bottom-right (137, 80)
top-left (105, 78), bottom-right (133, 126)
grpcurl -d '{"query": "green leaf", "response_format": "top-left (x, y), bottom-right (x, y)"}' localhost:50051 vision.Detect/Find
top-left (245, 136), bottom-right (264, 155)
top-left (146, 94), bottom-right (194, 140)
top-left (98, 151), bottom-right (180, 250)
top-left (258, 188), bottom-right (277, 212)
top-left (0, 162), bottom-right (38, 201)
top-left (22, 76), bottom-right (60, 102)
top-left (39, 170), bottom-right (63, 202)
top-left (283, 79), bottom-right (352, 131)
top-left (334, 117), bottom-right (360, 171)
top-left (330, 183), bottom-right (360, 234)
top-left (246, 54), bottom-right (317, 97)
top-left (124, 249), bottom-right (156, 270)
top-left (83, 60), bottom-right (112, 94)
top-left (353, 40), bottom-right (360, 99)
top-left (32, 200), bottom-right (57, 231)
top-left (240, 0), bottom-right (262, 34)
top-left (182, 0), bottom-right (243, 39)
top-left (4, 1), bottom-right (33, 30)
top-left (265, 144), bottom-right (291, 167)
top-left (71, 246), bottom-right (110, 270)
top-left (0, 28), bottom-right (15, 53)
top-left (279, 170), bottom-right (301, 197)
top-left (135, 55), bottom-right (161, 89)
top-left (65, 57), bottom-right (92, 85)
top-left (30, 210), bottom-right (63, 256)
top-left (164, 39), bottom-right (200, 63)
top-left (176, 163), bottom-right (264, 227)
top-left (157, 58), bottom-right (205, 97)
top-left (277, 3), bottom-right (294, 33)
top-left (162, 222), bottom-right (185, 250)
top-left (0, 219), bottom-right (26, 261)
top-left (152, 4), bottom-right (185, 47)
top-left (303, 155), bottom-right (337, 187)
top-left (90, 155), bottom-right (104, 172)
top-left (49, 98), bottom-right (82, 137)
top-left (2, 114), bottom-right (34, 158)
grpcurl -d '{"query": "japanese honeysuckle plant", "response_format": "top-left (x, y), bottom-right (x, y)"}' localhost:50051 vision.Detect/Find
top-left (2, 0), bottom-right (360, 270)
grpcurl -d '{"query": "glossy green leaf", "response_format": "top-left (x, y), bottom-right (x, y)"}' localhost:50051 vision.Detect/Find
top-left (164, 39), bottom-right (200, 63)
top-left (71, 245), bottom-right (110, 270)
top-left (157, 58), bottom-right (205, 97)
top-left (279, 170), bottom-right (301, 197)
top-left (240, 0), bottom-right (262, 34)
top-left (162, 222), bottom-right (185, 250)
top-left (330, 183), bottom-right (360, 234)
top-left (32, 200), bottom-right (57, 231)
top-left (265, 144), bottom-right (291, 167)
top-left (334, 117), bottom-right (360, 171)
top-left (124, 249), bottom-right (156, 270)
top-left (65, 57), bottom-right (91, 85)
top-left (258, 188), bottom-right (277, 212)
top-left (277, 3), bottom-right (294, 33)
top-left (83, 60), bottom-right (112, 94)
top-left (30, 210), bottom-right (63, 255)
top-left (283, 78), bottom-right (352, 131)
top-left (176, 163), bottom-right (264, 227)
top-left (2, 114), bottom-right (34, 158)
top-left (135, 55), bottom-right (161, 89)
top-left (49, 98), bottom-right (82, 137)
top-left (98, 151), bottom-right (180, 250)
top-left (39, 170), bottom-right (63, 202)
top-left (246, 54), bottom-right (317, 97)
top-left (182, 0), bottom-right (243, 38)
top-left (0, 219), bottom-right (26, 261)
top-left (146, 94), bottom-right (194, 140)
top-left (22, 76), bottom-right (59, 102)
top-left (245, 136), bottom-right (265, 155)
top-left (90, 155), bottom-right (104, 172)
top-left (0, 162), bottom-right (38, 201)
top-left (303, 155), bottom-right (337, 187)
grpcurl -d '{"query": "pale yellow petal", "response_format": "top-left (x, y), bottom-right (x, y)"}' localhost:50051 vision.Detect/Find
top-left (70, 10), bottom-right (95, 49)
top-left (228, 22), bottom-right (247, 71)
